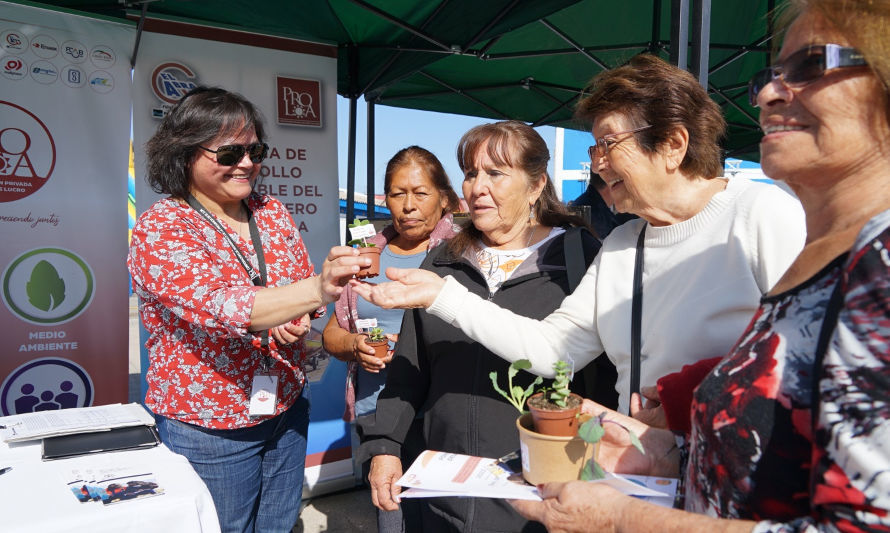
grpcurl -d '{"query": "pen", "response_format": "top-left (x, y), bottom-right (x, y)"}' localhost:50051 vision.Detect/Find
top-left (0, 467), bottom-right (12, 476)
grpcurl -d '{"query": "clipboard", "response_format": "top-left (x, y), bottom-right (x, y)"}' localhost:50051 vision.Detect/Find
top-left (41, 425), bottom-right (160, 461)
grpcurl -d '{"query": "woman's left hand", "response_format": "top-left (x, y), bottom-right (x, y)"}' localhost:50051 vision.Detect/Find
top-left (271, 314), bottom-right (311, 345)
top-left (510, 481), bottom-right (626, 533)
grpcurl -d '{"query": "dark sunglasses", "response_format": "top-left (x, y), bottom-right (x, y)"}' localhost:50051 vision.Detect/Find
top-left (748, 44), bottom-right (867, 106)
top-left (198, 142), bottom-right (269, 166)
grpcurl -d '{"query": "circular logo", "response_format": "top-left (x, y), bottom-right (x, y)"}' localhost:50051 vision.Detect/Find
top-left (1, 57), bottom-right (26, 81)
top-left (89, 45), bottom-right (116, 68)
top-left (30, 60), bottom-right (58, 84)
top-left (61, 65), bottom-right (85, 88)
top-left (0, 101), bottom-right (56, 202)
top-left (151, 61), bottom-right (198, 104)
top-left (0, 357), bottom-right (93, 416)
top-left (2, 248), bottom-right (95, 325)
top-left (1, 30), bottom-right (27, 54)
top-left (30, 34), bottom-right (59, 59)
top-left (61, 40), bottom-right (87, 64)
top-left (88, 70), bottom-right (114, 93)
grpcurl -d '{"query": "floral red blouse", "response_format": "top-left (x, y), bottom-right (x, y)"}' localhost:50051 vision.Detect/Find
top-left (128, 194), bottom-right (318, 429)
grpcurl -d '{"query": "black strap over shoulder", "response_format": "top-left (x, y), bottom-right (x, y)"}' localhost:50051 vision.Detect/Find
top-left (630, 223), bottom-right (647, 412)
top-left (563, 226), bottom-right (588, 293)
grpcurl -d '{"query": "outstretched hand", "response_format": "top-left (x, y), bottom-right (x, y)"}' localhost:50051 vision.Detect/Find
top-left (349, 267), bottom-right (445, 309)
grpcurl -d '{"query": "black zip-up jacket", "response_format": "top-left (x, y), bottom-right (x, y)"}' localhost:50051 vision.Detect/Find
top-left (358, 228), bottom-right (600, 532)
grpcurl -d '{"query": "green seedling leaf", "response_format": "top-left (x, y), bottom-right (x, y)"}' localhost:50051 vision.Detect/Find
top-left (490, 372), bottom-right (508, 398)
top-left (581, 461), bottom-right (593, 481)
top-left (511, 385), bottom-right (525, 400)
top-left (513, 359), bottom-right (532, 370)
top-left (27, 260), bottom-right (65, 311)
top-left (578, 417), bottom-right (605, 443)
top-left (590, 460), bottom-right (606, 480)
top-left (628, 430), bottom-right (645, 455)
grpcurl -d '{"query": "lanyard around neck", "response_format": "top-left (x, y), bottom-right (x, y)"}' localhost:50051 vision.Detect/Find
top-left (186, 195), bottom-right (267, 287)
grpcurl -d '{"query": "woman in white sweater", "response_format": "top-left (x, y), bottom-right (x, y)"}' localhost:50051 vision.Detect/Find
top-left (352, 54), bottom-right (806, 415)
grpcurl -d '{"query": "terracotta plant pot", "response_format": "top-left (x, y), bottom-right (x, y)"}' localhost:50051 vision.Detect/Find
top-left (516, 412), bottom-right (596, 485)
top-left (527, 392), bottom-right (583, 437)
top-left (366, 339), bottom-right (389, 359)
top-left (355, 246), bottom-right (382, 279)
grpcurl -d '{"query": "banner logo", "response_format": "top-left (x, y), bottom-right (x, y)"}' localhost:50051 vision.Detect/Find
top-left (30, 34), bottom-right (59, 59)
top-left (62, 40), bottom-right (87, 64)
top-left (61, 65), bottom-right (85, 88)
top-left (2, 248), bottom-right (95, 325)
top-left (0, 357), bottom-right (93, 415)
top-left (276, 77), bottom-right (322, 127)
top-left (2, 58), bottom-right (26, 81)
top-left (30, 60), bottom-right (58, 84)
top-left (0, 101), bottom-right (56, 202)
top-left (89, 70), bottom-right (114, 93)
top-left (1, 30), bottom-right (27, 54)
top-left (90, 45), bottom-right (116, 68)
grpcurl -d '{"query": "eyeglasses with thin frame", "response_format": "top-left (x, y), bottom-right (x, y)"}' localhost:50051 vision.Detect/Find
top-left (747, 44), bottom-right (867, 107)
top-left (198, 142), bottom-right (269, 166)
top-left (587, 124), bottom-right (652, 161)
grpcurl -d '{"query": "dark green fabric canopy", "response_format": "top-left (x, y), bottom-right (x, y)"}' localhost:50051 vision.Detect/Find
top-left (30, 0), bottom-right (781, 161)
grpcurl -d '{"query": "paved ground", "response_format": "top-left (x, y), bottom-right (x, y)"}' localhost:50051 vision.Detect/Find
top-left (129, 296), bottom-right (377, 532)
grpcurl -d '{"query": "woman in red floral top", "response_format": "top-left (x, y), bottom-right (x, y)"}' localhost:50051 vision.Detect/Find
top-left (128, 87), bottom-right (366, 533)
top-left (508, 1), bottom-right (890, 532)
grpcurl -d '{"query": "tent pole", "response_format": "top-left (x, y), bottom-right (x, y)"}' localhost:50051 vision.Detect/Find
top-left (649, 0), bottom-right (662, 54)
top-left (366, 100), bottom-right (376, 220)
top-left (669, 0), bottom-right (689, 70)
top-left (346, 95), bottom-right (357, 242)
top-left (691, 0), bottom-right (711, 88)
top-left (130, 2), bottom-right (148, 68)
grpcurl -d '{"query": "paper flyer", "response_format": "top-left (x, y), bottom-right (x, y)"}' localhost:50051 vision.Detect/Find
top-left (64, 466), bottom-right (164, 506)
top-left (396, 450), bottom-right (678, 507)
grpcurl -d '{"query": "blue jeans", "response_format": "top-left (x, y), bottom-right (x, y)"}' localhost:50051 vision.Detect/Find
top-left (155, 388), bottom-right (310, 533)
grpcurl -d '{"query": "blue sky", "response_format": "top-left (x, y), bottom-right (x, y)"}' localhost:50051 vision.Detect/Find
top-left (335, 96), bottom-right (557, 197)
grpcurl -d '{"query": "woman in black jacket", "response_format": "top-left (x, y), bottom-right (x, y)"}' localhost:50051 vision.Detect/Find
top-left (358, 121), bottom-right (600, 532)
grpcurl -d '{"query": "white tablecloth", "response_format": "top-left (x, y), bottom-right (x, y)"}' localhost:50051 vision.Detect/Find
top-left (0, 438), bottom-right (220, 533)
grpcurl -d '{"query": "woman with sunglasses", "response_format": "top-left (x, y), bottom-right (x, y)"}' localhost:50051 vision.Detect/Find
top-left (353, 54), bottom-right (807, 420)
top-left (128, 87), bottom-right (366, 532)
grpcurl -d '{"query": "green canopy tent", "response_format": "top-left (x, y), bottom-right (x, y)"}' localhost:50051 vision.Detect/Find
top-left (29, 0), bottom-right (781, 225)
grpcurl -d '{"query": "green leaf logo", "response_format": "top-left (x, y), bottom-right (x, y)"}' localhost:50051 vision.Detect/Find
top-left (26, 260), bottom-right (66, 311)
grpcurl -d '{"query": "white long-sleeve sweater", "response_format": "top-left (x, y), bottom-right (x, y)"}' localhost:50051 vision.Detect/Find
top-left (428, 178), bottom-right (806, 412)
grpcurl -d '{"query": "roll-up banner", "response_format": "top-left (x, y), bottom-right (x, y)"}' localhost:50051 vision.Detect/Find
top-left (131, 21), bottom-right (349, 495)
top-left (0, 2), bottom-right (133, 415)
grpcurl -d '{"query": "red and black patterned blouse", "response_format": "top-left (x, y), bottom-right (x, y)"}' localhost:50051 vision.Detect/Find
top-left (128, 194), bottom-right (318, 429)
top-left (686, 210), bottom-right (890, 532)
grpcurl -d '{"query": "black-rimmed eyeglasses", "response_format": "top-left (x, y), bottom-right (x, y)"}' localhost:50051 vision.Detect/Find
top-left (587, 124), bottom-right (652, 161)
top-left (747, 44), bottom-right (867, 107)
top-left (199, 142), bottom-right (269, 166)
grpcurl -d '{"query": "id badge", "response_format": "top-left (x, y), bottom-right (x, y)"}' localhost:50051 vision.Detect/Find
top-left (248, 372), bottom-right (279, 416)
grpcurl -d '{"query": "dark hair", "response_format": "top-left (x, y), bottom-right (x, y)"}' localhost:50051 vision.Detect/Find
top-left (144, 86), bottom-right (266, 199)
top-left (384, 146), bottom-right (460, 214)
top-left (449, 120), bottom-right (587, 255)
top-left (776, 0), bottom-right (890, 114)
top-left (575, 54), bottom-right (726, 179)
